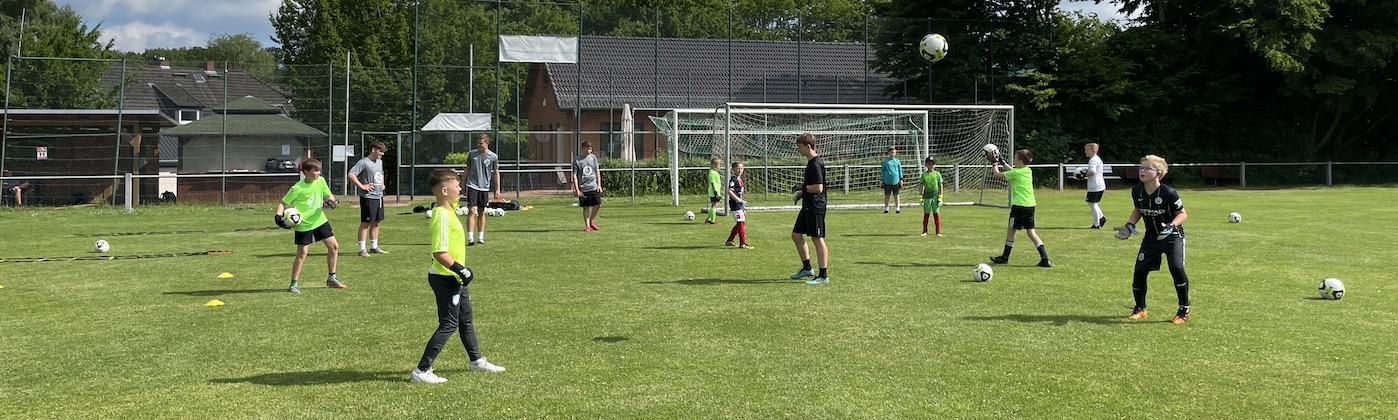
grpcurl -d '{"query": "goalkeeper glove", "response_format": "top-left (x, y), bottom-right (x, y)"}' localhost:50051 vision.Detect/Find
top-left (1113, 223), bottom-right (1138, 240)
top-left (449, 262), bottom-right (474, 285)
top-left (791, 183), bottom-right (804, 205)
top-left (274, 214), bottom-right (292, 229)
top-left (323, 199), bottom-right (337, 209)
top-left (1157, 223), bottom-right (1177, 240)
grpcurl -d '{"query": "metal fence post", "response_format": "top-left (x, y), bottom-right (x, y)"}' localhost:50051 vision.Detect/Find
top-left (1057, 162), bottom-right (1064, 191)
top-left (124, 173), bottom-right (133, 213)
top-left (843, 164), bottom-right (850, 194)
top-left (953, 163), bottom-right (961, 193)
top-left (1240, 162), bottom-right (1247, 188)
top-left (1326, 161), bottom-right (1333, 186)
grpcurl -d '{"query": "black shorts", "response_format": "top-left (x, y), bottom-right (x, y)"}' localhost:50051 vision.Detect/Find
top-left (359, 197), bottom-right (384, 222)
top-left (1086, 191), bottom-right (1104, 203)
top-left (466, 189), bottom-right (490, 208)
top-left (1136, 237), bottom-right (1187, 272)
top-left (1007, 205), bottom-right (1036, 230)
top-left (709, 194), bottom-right (721, 205)
top-left (882, 182), bottom-right (902, 195)
top-left (294, 222), bottom-right (335, 246)
top-left (579, 190), bottom-right (603, 207)
top-left (792, 209), bottom-right (826, 237)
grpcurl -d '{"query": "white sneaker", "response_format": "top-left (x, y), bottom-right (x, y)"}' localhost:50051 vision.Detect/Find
top-left (469, 358), bottom-right (505, 372)
top-left (410, 368), bottom-right (448, 384)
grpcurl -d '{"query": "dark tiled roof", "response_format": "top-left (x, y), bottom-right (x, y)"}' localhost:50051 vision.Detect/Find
top-left (546, 36), bottom-right (911, 110)
top-left (100, 64), bottom-right (293, 116)
top-left (162, 97), bottom-right (324, 136)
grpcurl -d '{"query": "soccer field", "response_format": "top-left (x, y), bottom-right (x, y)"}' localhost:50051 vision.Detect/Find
top-left (2, 187), bottom-right (1396, 418)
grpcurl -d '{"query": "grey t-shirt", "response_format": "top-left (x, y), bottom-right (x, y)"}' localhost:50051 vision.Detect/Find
top-left (466, 149), bottom-right (499, 192)
top-left (348, 157), bottom-right (385, 199)
top-left (572, 153), bottom-right (600, 192)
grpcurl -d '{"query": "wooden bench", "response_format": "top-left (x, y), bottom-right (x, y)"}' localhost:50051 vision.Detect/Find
top-left (1121, 166), bottom-right (1140, 183)
top-left (1199, 165), bottom-right (1240, 186)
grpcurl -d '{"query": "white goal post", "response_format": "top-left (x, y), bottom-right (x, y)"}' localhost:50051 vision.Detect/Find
top-left (650, 102), bottom-right (1014, 209)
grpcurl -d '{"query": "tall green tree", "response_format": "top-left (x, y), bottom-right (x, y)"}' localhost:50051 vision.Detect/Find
top-left (205, 33), bottom-right (278, 81)
top-left (0, 0), bottom-right (117, 109)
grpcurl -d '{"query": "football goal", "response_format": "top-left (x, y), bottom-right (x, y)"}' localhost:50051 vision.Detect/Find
top-left (650, 103), bottom-right (1014, 209)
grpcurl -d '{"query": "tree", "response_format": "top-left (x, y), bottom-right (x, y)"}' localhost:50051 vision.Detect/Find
top-left (205, 34), bottom-right (278, 81)
top-left (0, 0), bottom-right (118, 109)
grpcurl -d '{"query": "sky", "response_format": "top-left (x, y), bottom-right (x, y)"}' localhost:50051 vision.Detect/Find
top-left (61, 0), bottom-right (1130, 52)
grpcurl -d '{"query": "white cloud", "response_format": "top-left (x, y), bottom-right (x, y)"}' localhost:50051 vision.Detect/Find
top-left (1057, 1), bottom-right (1135, 21)
top-left (63, 0), bottom-right (282, 50)
top-left (101, 21), bottom-right (203, 51)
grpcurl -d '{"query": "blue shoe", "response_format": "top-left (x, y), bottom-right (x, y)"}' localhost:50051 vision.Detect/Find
top-left (804, 276), bottom-right (829, 285)
top-left (789, 268), bottom-right (814, 279)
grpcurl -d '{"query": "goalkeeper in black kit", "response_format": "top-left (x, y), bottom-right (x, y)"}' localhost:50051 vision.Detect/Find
top-left (1114, 155), bottom-right (1191, 324)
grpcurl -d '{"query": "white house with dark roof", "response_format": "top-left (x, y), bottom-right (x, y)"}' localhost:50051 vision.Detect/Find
top-left (100, 59), bottom-right (296, 168)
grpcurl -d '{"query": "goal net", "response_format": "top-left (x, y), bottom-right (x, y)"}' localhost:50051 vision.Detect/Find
top-left (651, 103), bottom-right (1013, 209)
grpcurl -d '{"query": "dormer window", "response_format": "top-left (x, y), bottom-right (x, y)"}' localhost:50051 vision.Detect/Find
top-left (193, 74), bottom-right (206, 83)
top-left (178, 109), bottom-right (200, 124)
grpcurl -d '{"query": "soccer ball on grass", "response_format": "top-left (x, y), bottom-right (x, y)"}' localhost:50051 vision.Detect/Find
top-left (1228, 212), bottom-right (1242, 223)
top-left (919, 33), bottom-right (949, 62)
top-left (94, 240), bottom-right (111, 253)
top-left (684, 211), bottom-right (696, 221)
top-left (973, 263), bottom-right (992, 282)
top-left (1319, 278), bottom-right (1345, 300)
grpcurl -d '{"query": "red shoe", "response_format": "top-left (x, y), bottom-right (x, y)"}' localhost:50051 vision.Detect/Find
top-left (589, 223), bottom-right (600, 231)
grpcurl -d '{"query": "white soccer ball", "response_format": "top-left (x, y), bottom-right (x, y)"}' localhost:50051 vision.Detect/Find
top-left (973, 263), bottom-right (993, 282)
top-left (283, 207), bottom-right (302, 226)
top-left (455, 206), bottom-right (469, 217)
top-left (1319, 278), bottom-right (1345, 300)
top-left (982, 144), bottom-right (999, 154)
top-left (1074, 166), bottom-right (1089, 181)
top-left (94, 239), bottom-right (110, 253)
top-left (684, 211), bottom-right (696, 221)
top-left (496, 208), bottom-right (506, 217)
top-left (919, 33), bottom-right (949, 62)
top-left (1228, 212), bottom-right (1242, 223)
top-left (424, 208), bottom-right (434, 219)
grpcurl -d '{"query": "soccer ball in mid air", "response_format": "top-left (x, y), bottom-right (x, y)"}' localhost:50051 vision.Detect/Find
top-left (684, 211), bottom-right (696, 221)
top-left (283, 208), bottom-right (302, 226)
top-left (94, 240), bottom-right (110, 253)
top-left (982, 144), bottom-right (998, 155)
top-left (1073, 166), bottom-right (1089, 181)
top-left (1228, 212), bottom-right (1242, 223)
top-left (919, 33), bottom-right (949, 62)
top-left (1319, 278), bottom-right (1345, 300)
top-left (973, 263), bottom-right (992, 282)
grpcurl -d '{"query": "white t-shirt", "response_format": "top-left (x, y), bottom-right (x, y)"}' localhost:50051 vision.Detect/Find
top-left (1087, 155), bottom-right (1106, 192)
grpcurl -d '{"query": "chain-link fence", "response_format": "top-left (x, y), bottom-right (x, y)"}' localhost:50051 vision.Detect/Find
top-left (4, 2), bottom-right (1393, 209)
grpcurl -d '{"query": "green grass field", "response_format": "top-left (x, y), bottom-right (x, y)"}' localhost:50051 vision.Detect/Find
top-left (2, 187), bottom-right (1397, 418)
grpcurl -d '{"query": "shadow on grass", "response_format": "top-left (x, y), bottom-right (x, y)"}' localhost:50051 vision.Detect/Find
top-left (594, 336), bottom-right (629, 343)
top-left (254, 253), bottom-right (297, 258)
top-left (839, 233), bottom-right (909, 237)
top-left (643, 246), bottom-right (715, 250)
top-left (641, 278), bottom-right (797, 286)
top-left (963, 314), bottom-right (1130, 326)
top-left (492, 229), bottom-right (571, 233)
top-left (210, 370), bottom-right (403, 386)
top-left (855, 261), bottom-right (967, 268)
top-left (163, 289), bottom-right (287, 296)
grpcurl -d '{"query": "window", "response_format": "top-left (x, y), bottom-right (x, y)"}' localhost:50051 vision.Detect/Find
top-left (178, 110), bottom-right (200, 124)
